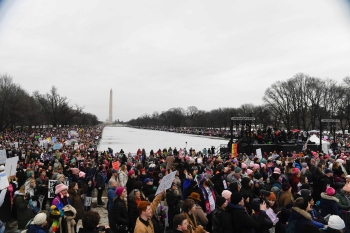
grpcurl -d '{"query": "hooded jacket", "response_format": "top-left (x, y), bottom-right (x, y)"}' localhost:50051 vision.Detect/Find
top-left (290, 207), bottom-right (313, 233)
top-left (320, 192), bottom-right (343, 217)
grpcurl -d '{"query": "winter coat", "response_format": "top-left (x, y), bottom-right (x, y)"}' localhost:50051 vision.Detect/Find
top-left (79, 228), bottom-right (111, 233)
top-left (166, 189), bottom-right (182, 224)
top-left (118, 171), bottom-right (128, 188)
top-left (290, 207), bottom-right (313, 233)
top-left (182, 212), bottom-right (206, 233)
top-left (230, 204), bottom-right (265, 233)
top-left (143, 184), bottom-right (156, 198)
top-left (96, 171), bottom-right (105, 189)
top-left (27, 224), bottom-right (46, 233)
top-left (107, 187), bottom-right (116, 211)
top-left (0, 188), bottom-right (12, 222)
top-left (278, 191), bottom-right (292, 208)
top-left (36, 176), bottom-right (49, 196)
top-left (251, 210), bottom-right (274, 233)
top-left (127, 197), bottom-right (139, 231)
top-left (212, 207), bottom-right (233, 233)
top-left (319, 192), bottom-right (343, 217)
top-left (126, 177), bottom-right (137, 195)
top-left (335, 190), bottom-right (350, 211)
top-left (14, 192), bottom-right (35, 229)
top-left (110, 197), bottom-right (129, 233)
top-left (134, 193), bottom-right (162, 233)
top-left (68, 191), bottom-right (84, 221)
top-left (194, 204), bottom-right (208, 227)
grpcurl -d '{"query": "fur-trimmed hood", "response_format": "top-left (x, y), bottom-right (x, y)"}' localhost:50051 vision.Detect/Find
top-left (292, 207), bottom-right (312, 220)
top-left (321, 192), bottom-right (339, 202)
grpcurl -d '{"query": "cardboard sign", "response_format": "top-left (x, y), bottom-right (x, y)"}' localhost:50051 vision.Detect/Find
top-left (256, 148), bottom-right (262, 159)
top-left (155, 171), bottom-right (176, 196)
top-left (0, 150), bottom-right (6, 164)
top-left (0, 172), bottom-right (9, 190)
top-left (5, 156), bottom-right (18, 177)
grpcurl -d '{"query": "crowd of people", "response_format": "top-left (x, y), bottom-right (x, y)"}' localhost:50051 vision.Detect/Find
top-left (1, 126), bottom-right (350, 233)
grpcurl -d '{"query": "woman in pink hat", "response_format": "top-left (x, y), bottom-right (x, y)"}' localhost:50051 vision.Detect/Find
top-left (319, 186), bottom-right (343, 217)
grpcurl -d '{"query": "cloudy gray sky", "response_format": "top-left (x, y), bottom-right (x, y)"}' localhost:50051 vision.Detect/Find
top-left (0, 0), bottom-right (350, 122)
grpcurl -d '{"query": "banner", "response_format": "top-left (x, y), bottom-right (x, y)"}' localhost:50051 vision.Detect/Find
top-left (0, 150), bottom-right (6, 164)
top-left (231, 143), bottom-right (238, 158)
top-left (155, 171), bottom-right (176, 196)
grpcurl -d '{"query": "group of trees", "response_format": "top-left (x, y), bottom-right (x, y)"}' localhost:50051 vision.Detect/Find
top-left (128, 73), bottom-right (350, 133)
top-left (0, 74), bottom-right (100, 132)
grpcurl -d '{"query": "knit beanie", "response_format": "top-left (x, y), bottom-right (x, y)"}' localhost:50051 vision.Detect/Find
top-left (326, 186), bottom-right (336, 196)
top-left (241, 163), bottom-right (247, 169)
top-left (222, 190), bottom-right (232, 200)
top-left (55, 183), bottom-right (68, 195)
top-left (235, 167), bottom-right (242, 173)
top-left (215, 196), bottom-right (226, 207)
top-left (196, 174), bottom-right (206, 184)
top-left (246, 169), bottom-right (253, 175)
top-left (33, 213), bottom-right (47, 225)
top-left (254, 173), bottom-right (262, 180)
top-left (128, 170), bottom-right (135, 176)
top-left (115, 187), bottom-right (125, 196)
top-left (267, 192), bottom-right (276, 201)
top-left (56, 174), bottom-right (65, 181)
top-left (273, 168), bottom-right (281, 175)
top-left (79, 171), bottom-right (85, 178)
top-left (231, 193), bottom-right (243, 204)
top-left (328, 215), bottom-right (345, 230)
top-left (282, 183), bottom-right (291, 192)
top-left (27, 170), bottom-right (34, 178)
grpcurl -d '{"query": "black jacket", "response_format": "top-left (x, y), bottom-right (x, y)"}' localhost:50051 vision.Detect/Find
top-left (110, 197), bottom-right (129, 233)
top-left (96, 171), bottom-right (105, 189)
top-left (212, 207), bottom-right (233, 233)
top-left (251, 211), bottom-right (274, 233)
top-left (166, 189), bottom-right (182, 222)
top-left (127, 197), bottom-right (139, 231)
top-left (230, 204), bottom-right (265, 233)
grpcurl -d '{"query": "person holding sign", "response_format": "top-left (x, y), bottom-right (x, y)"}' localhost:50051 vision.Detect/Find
top-left (134, 190), bottom-right (165, 233)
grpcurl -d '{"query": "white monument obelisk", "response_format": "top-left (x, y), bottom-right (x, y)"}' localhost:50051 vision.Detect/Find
top-left (109, 89), bottom-right (113, 124)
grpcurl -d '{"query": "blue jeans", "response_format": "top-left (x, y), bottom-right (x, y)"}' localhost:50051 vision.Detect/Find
top-left (0, 225), bottom-right (4, 233)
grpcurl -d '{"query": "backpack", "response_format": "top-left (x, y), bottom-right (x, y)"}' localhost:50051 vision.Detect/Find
top-left (285, 219), bottom-right (296, 233)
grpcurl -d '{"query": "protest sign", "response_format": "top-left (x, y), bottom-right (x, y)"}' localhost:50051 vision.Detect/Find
top-left (256, 148), bottom-right (262, 159)
top-left (0, 172), bottom-right (9, 190)
top-left (155, 171), bottom-right (176, 196)
top-left (5, 156), bottom-right (18, 177)
top-left (0, 150), bottom-right (6, 164)
top-left (48, 180), bottom-right (57, 198)
top-left (85, 197), bottom-right (92, 207)
top-left (53, 143), bottom-right (62, 150)
top-left (14, 142), bottom-right (18, 149)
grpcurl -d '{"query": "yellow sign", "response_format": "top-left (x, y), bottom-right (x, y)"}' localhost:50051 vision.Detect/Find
top-left (232, 143), bottom-right (238, 158)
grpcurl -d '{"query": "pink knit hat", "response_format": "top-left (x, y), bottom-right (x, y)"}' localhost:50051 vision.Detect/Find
top-left (71, 168), bottom-right (80, 175)
top-left (55, 183), bottom-right (68, 194)
top-left (222, 190), bottom-right (232, 200)
top-left (261, 163), bottom-right (266, 168)
top-left (250, 163), bottom-right (254, 168)
top-left (115, 187), bottom-right (125, 196)
top-left (326, 186), bottom-right (336, 196)
top-left (79, 171), bottom-right (86, 178)
top-left (273, 168), bottom-right (281, 175)
top-left (253, 164), bottom-right (260, 170)
top-left (292, 168), bottom-right (300, 175)
top-left (241, 163), bottom-right (247, 169)
top-left (247, 169), bottom-right (253, 175)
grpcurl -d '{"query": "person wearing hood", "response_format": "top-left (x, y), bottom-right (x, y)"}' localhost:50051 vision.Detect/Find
top-left (27, 212), bottom-right (47, 233)
top-left (230, 192), bottom-right (267, 233)
top-left (320, 215), bottom-right (345, 233)
top-left (320, 186), bottom-right (343, 217)
top-left (14, 185), bottom-right (35, 230)
top-left (290, 197), bottom-right (316, 232)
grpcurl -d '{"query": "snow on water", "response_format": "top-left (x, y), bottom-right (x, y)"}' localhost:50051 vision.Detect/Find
top-left (97, 126), bottom-right (229, 154)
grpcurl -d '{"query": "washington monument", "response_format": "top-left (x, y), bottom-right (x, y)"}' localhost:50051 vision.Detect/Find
top-left (109, 89), bottom-right (113, 123)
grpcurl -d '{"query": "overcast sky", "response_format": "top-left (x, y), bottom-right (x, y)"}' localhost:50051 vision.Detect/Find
top-left (0, 0), bottom-right (350, 122)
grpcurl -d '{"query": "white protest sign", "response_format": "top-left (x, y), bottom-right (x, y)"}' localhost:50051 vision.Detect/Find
top-left (0, 172), bottom-right (9, 190)
top-left (14, 142), bottom-right (19, 149)
top-left (85, 197), bottom-right (92, 206)
top-left (5, 156), bottom-right (18, 177)
top-left (0, 150), bottom-right (6, 164)
top-left (155, 171), bottom-right (176, 196)
top-left (256, 148), bottom-right (262, 159)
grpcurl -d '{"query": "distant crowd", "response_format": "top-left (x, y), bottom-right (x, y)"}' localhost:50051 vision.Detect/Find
top-left (1, 126), bottom-right (350, 233)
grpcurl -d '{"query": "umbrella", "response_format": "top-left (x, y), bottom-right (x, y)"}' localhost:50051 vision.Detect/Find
top-left (291, 128), bottom-right (300, 133)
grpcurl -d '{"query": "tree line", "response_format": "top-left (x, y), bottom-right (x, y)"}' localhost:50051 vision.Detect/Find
top-left (0, 74), bottom-right (100, 132)
top-left (128, 73), bottom-right (350, 132)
